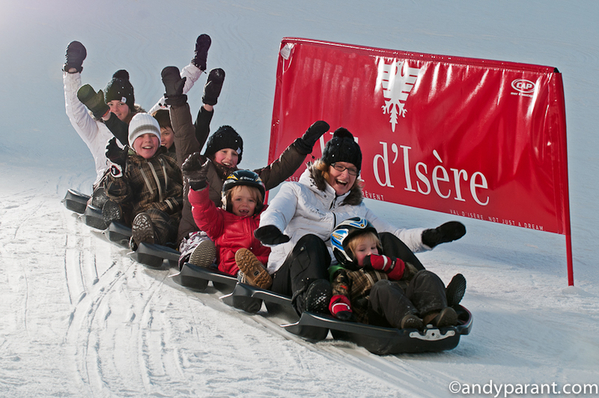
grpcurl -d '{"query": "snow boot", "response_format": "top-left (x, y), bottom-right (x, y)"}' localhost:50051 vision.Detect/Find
top-left (102, 200), bottom-right (122, 225)
top-left (399, 314), bottom-right (424, 330)
top-left (423, 307), bottom-right (458, 328)
top-left (191, 34), bottom-right (211, 71)
top-left (446, 273), bottom-right (466, 308)
top-left (90, 186), bottom-right (109, 209)
top-left (202, 68), bottom-right (225, 106)
top-left (235, 248), bottom-right (272, 289)
top-left (304, 279), bottom-right (332, 315)
top-left (131, 212), bottom-right (155, 250)
top-left (189, 237), bottom-right (216, 268)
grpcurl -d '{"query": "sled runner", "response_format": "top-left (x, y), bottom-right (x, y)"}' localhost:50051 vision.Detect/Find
top-left (130, 242), bottom-right (181, 269)
top-left (221, 283), bottom-right (298, 319)
top-left (170, 262), bottom-right (237, 293)
top-left (62, 189), bottom-right (90, 214)
top-left (221, 282), bottom-right (472, 352)
top-left (221, 283), bottom-right (330, 341)
top-left (81, 204), bottom-right (107, 230)
top-left (283, 306), bottom-right (472, 355)
top-left (104, 221), bottom-right (132, 247)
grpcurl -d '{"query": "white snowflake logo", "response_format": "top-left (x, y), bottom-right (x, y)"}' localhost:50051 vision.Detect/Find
top-left (378, 58), bottom-right (420, 132)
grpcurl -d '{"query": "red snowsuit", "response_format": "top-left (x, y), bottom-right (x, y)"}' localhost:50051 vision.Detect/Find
top-left (188, 186), bottom-right (270, 276)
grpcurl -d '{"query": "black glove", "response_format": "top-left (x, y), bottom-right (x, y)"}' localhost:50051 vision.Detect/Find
top-left (181, 152), bottom-right (209, 191)
top-left (191, 34), bottom-right (212, 71)
top-left (105, 137), bottom-right (128, 178)
top-left (295, 120), bottom-right (330, 154)
top-left (161, 66), bottom-right (187, 106)
top-left (77, 84), bottom-right (109, 119)
top-left (202, 68), bottom-right (225, 106)
top-left (422, 221), bottom-right (466, 248)
top-left (63, 41), bottom-right (87, 73)
top-left (254, 225), bottom-right (290, 245)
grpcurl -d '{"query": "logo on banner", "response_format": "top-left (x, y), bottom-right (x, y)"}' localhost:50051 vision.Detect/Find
top-left (511, 79), bottom-right (536, 97)
top-left (378, 58), bottom-right (421, 132)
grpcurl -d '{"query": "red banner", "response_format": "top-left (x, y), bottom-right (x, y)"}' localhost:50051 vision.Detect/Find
top-left (269, 38), bottom-right (570, 241)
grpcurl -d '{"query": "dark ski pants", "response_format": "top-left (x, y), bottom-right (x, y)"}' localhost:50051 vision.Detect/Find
top-left (145, 208), bottom-right (179, 247)
top-left (271, 234), bottom-right (331, 313)
top-left (367, 270), bottom-right (448, 328)
top-left (379, 232), bottom-right (425, 271)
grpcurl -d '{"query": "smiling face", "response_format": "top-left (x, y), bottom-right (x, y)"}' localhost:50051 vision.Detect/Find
top-left (213, 148), bottom-right (240, 168)
top-left (325, 161), bottom-right (358, 196)
top-left (348, 233), bottom-right (380, 266)
top-left (107, 100), bottom-right (131, 121)
top-left (229, 185), bottom-right (259, 217)
top-left (160, 126), bottom-right (174, 149)
top-left (132, 133), bottom-right (160, 159)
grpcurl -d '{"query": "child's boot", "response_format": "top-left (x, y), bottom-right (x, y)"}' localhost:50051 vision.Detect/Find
top-left (102, 200), bottom-right (122, 225)
top-left (399, 314), bottom-right (424, 330)
top-left (189, 237), bottom-right (216, 268)
top-left (235, 248), bottom-right (272, 289)
top-left (304, 279), bottom-right (332, 315)
top-left (423, 307), bottom-right (458, 328)
top-left (131, 212), bottom-right (155, 250)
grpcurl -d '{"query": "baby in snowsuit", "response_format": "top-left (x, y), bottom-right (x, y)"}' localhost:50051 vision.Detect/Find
top-left (328, 217), bottom-right (464, 330)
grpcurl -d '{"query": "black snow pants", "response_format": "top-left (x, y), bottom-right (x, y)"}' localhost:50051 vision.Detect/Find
top-left (367, 270), bottom-right (448, 328)
top-left (271, 234), bottom-right (331, 314)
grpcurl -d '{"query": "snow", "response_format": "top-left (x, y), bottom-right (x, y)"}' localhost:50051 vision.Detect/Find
top-left (1, 0), bottom-right (599, 396)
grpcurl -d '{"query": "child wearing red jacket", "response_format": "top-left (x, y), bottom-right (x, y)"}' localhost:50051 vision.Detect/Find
top-left (182, 153), bottom-right (271, 287)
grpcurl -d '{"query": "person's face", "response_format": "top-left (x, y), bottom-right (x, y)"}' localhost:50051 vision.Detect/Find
top-left (352, 235), bottom-right (379, 266)
top-left (213, 148), bottom-right (239, 168)
top-left (230, 186), bottom-right (258, 217)
top-left (325, 161), bottom-right (358, 196)
top-left (132, 133), bottom-right (160, 159)
top-left (107, 100), bottom-right (131, 121)
top-left (160, 127), bottom-right (174, 149)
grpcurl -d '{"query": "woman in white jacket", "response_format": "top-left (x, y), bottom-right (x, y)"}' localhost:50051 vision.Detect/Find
top-left (253, 126), bottom-right (466, 315)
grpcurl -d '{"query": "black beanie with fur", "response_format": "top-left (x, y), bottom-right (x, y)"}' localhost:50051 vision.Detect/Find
top-left (321, 128), bottom-right (362, 172)
top-left (104, 69), bottom-right (135, 112)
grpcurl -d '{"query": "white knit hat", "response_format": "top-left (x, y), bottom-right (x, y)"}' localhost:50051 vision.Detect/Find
top-left (128, 113), bottom-right (161, 146)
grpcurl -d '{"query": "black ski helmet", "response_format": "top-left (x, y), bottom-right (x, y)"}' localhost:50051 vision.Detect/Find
top-left (331, 217), bottom-right (381, 269)
top-left (221, 169), bottom-right (266, 213)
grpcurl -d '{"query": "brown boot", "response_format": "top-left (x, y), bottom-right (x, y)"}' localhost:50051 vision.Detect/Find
top-left (131, 212), bottom-right (155, 250)
top-left (235, 248), bottom-right (272, 289)
top-left (400, 314), bottom-right (424, 330)
top-left (423, 307), bottom-right (458, 328)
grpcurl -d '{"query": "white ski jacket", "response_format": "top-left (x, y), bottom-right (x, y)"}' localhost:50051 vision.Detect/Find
top-left (63, 63), bottom-right (204, 184)
top-left (63, 71), bottom-right (113, 184)
top-left (260, 168), bottom-right (428, 274)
